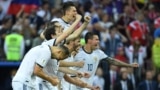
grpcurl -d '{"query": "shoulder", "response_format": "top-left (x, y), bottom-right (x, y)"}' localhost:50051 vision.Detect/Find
top-left (51, 18), bottom-right (61, 22)
top-left (41, 39), bottom-right (56, 46)
top-left (75, 47), bottom-right (86, 56)
top-left (93, 49), bottom-right (104, 53)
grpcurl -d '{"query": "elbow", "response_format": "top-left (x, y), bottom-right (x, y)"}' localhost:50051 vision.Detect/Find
top-left (33, 64), bottom-right (42, 76)
top-left (64, 74), bottom-right (73, 83)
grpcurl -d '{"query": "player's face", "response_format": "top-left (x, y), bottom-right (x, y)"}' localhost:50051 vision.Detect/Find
top-left (66, 6), bottom-right (77, 22)
top-left (91, 35), bottom-right (99, 50)
top-left (56, 51), bottom-right (68, 60)
top-left (74, 38), bottom-right (81, 49)
top-left (54, 22), bottom-right (63, 36)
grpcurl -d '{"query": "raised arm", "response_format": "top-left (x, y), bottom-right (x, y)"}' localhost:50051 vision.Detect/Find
top-left (105, 57), bottom-right (139, 67)
top-left (66, 16), bottom-right (91, 42)
top-left (55, 14), bottom-right (82, 45)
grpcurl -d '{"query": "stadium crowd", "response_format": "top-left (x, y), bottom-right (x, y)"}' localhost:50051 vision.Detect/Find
top-left (0, 0), bottom-right (160, 90)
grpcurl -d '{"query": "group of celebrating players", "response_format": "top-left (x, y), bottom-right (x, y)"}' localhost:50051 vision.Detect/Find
top-left (12, 1), bottom-right (139, 90)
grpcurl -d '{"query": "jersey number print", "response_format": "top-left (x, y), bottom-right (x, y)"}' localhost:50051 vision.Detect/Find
top-left (87, 64), bottom-right (93, 71)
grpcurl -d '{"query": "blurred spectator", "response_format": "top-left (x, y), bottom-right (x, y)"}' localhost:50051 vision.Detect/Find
top-left (127, 67), bottom-right (138, 90)
top-left (0, 16), bottom-right (12, 59)
top-left (104, 64), bottom-right (119, 90)
top-left (154, 17), bottom-right (160, 38)
top-left (99, 13), bottom-right (113, 50)
top-left (0, 5), bottom-right (6, 25)
top-left (125, 37), bottom-right (146, 66)
top-left (117, 4), bottom-right (134, 39)
top-left (114, 46), bottom-right (128, 63)
top-left (154, 17), bottom-right (160, 29)
top-left (103, 0), bottom-right (124, 22)
top-left (152, 38), bottom-right (160, 71)
top-left (21, 17), bottom-right (36, 53)
top-left (50, 8), bottom-right (62, 19)
top-left (105, 25), bottom-right (127, 57)
top-left (0, 0), bottom-right (11, 15)
top-left (156, 73), bottom-right (160, 90)
top-left (37, 0), bottom-right (51, 22)
top-left (148, 4), bottom-right (158, 23)
top-left (4, 25), bottom-right (25, 61)
top-left (114, 67), bottom-right (133, 90)
top-left (84, 1), bottom-right (105, 39)
top-left (125, 37), bottom-right (146, 80)
top-left (126, 12), bottom-right (149, 45)
top-left (137, 70), bottom-right (157, 90)
top-left (29, 6), bottom-right (44, 32)
top-left (31, 24), bottom-right (45, 47)
top-left (93, 67), bottom-right (105, 90)
top-left (4, 69), bottom-right (17, 90)
top-left (151, 0), bottom-right (160, 12)
top-left (135, 0), bottom-right (149, 11)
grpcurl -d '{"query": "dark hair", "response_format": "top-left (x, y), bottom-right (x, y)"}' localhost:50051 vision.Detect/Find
top-left (109, 24), bottom-right (117, 30)
top-left (42, 0), bottom-right (49, 6)
top-left (2, 15), bottom-right (12, 24)
top-left (109, 24), bottom-right (117, 33)
top-left (84, 1), bottom-right (92, 12)
top-left (62, 1), bottom-right (76, 15)
top-left (58, 45), bottom-right (70, 57)
top-left (43, 21), bottom-right (58, 40)
top-left (84, 32), bottom-right (97, 43)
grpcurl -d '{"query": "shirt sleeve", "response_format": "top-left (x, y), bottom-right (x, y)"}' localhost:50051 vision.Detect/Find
top-left (97, 49), bottom-right (108, 60)
top-left (35, 47), bottom-right (51, 67)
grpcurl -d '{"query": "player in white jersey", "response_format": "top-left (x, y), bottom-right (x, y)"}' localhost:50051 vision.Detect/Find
top-left (40, 1), bottom-right (78, 39)
top-left (35, 15), bottom-right (84, 90)
top-left (73, 32), bottom-right (139, 90)
top-left (12, 44), bottom-right (70, 90)
top-left (51, 1), bottom-right (77, 31)
top-left (37, 38), bottom-right (95, 90)
top-left (36, 15), bottom-right (95, 89)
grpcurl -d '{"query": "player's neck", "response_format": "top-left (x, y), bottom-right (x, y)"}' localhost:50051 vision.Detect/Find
top-left (62, 16), bottom-right (70, 23)
top-left (83, 44), bottom-right (92, 53)
top-left (49, 46), bottom-right (56, 58)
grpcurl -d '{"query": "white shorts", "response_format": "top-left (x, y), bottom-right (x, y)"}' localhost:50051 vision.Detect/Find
top-left (70, 85), bottom-right (89, 90)
top-left (61, 79), bottom-right (71, 90)
top-left (36, 81), bottom-right (58, 90)
top-left (12, 81), bottom-right (35, 90)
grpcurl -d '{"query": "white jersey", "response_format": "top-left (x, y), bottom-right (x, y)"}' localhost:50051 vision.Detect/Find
top-left (12, 45), bottom-right (51, 87)
top-left (41, 38), bottom-right (66, 46)
top-left (60, 55), bottom-right (75, 90)
top-left (35, 38), bottom-right (62, 90)
top-left (73, 47), bottom-right (108, 90)
top-left (51, 18), bottom-right (71, 32)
